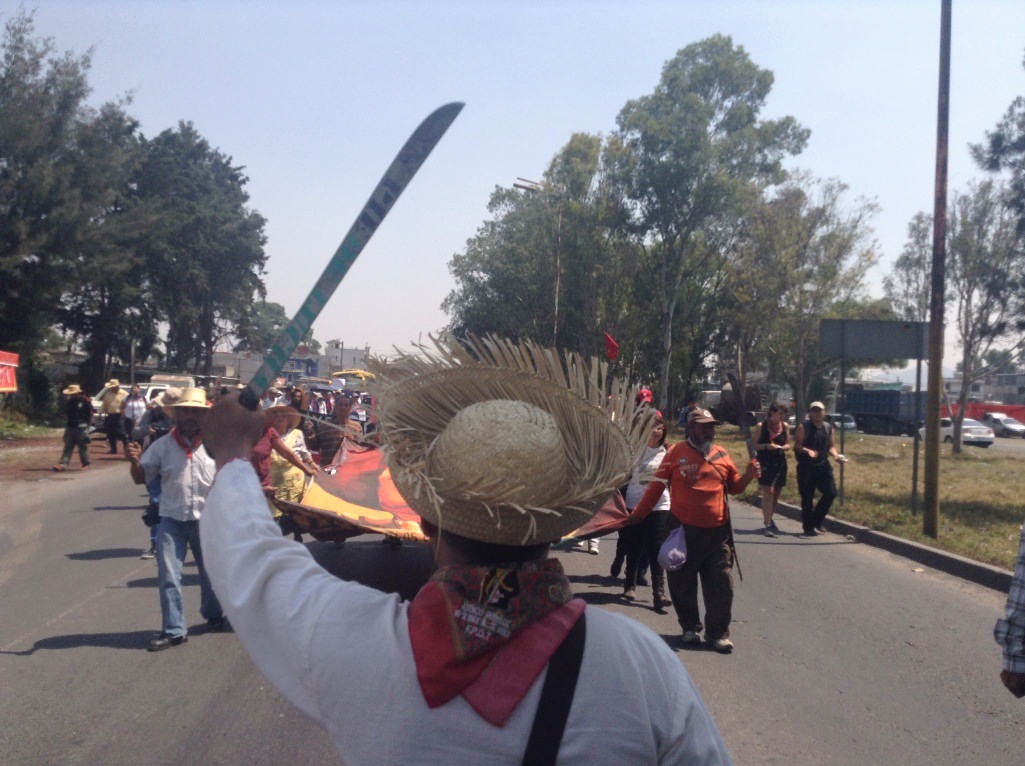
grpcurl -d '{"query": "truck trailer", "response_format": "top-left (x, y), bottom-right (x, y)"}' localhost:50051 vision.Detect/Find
top-left (845, 389), bottom-right (927, 436)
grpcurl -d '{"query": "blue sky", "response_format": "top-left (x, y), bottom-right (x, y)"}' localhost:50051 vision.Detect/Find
top-left (6, 1), bottom-right (1025, 373)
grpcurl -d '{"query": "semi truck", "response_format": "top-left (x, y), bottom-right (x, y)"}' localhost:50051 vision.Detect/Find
top-left (845, 389), bottom-right (927, 435)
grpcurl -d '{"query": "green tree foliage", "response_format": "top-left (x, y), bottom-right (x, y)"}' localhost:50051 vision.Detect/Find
top-left (444, 132), bottom-right (638, 359)
top-left (56, 103), bottom-right (161, 389)
top-left (615, 34), bottom-right (808, 410)
top-left (882, 213), bottom-right (933, 322)
top-left (135, 122), bottom-right (267, 375)
top-left (946, 180), bottom-right (1023, 452)
top-left (234, 300), bottom-right (289, 353)
top-left (972, 49), bottom-right (1025, 235)
top-left (0, 12), bottom-right (98, 356)
top-left (757, 177), bottom-right (879, 415)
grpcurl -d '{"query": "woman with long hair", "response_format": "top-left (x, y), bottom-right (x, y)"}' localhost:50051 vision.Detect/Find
top-left (755, 402), bottom-right (790, 537)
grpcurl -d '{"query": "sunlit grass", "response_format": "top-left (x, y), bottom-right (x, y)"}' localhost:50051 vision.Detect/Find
top-left (669, 426), bottom-right (1023, 571)
top-left (0, 414), bottom-right (54, 440)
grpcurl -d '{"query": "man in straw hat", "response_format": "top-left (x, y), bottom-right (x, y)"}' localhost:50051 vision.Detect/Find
top-left (100, 378), bottom-right (128, 454)
top-left (628, 407), bottom-right (760, 654)
top-left (53, 384), bottom-right (93, 471)
top-left (197, 336), bottom-right (732, 764)
top-left (127, 387), bottom-right (226, 651)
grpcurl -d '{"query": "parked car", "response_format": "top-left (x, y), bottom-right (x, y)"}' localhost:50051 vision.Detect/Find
top-left (979, 412), bottom-right (1025, 438)
top-left (826, 413), bottom-right (858, 432)
top-left (918, 417), bottom-right (994, 448)
top-left (90, 376), bottom-right (195, 430)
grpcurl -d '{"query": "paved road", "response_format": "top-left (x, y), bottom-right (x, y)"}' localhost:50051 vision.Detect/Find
top-left (1, 468), bottom-right (1022, 765)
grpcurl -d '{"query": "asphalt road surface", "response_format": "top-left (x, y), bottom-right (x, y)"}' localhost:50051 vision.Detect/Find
top-left (1, 468), bottom-right (1022, 765)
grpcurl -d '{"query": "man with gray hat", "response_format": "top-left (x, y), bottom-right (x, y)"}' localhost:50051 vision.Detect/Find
top-left (197, 337), bottom-right (732, 764)
top-left (793, 401), bottom-right (844, 537)
top-left (629, 407), bottom-right (759, 654)
top-left (127, 387), bottom-right (225, 651)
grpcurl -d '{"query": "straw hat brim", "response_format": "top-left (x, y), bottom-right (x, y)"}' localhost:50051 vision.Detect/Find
top-left (266, 405), bottom-right (302, 432)
top-left (369, 335), bottom-right (652, 546)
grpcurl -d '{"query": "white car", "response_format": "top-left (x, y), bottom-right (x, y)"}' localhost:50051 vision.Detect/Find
top-left (980, 412), bottom-right (1025, 438)
top-left (827, 413), bottom-right (858, 432)
top-left (90, 380), bottom-right (189, 429)
top-left (919, 417), bottom-right (994, 448)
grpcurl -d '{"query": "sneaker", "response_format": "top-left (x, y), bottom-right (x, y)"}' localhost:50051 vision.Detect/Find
top-left (140, 547), bottom-right (156, 560)
top-left (572, 541), bottom-right (588, 552)
top-left (709, 636), bottom-right (734, 654)
top-left (52, 465), bottom-right (66, 472)
top-left (636, 574), bottom-right (649, 587)
top-left (622, 585), bottom-right (636, 600)
top-left (768, 521), bottom-right (780, 533)
top-left (79, 465), bottom-right (90, 471)
top-left (801, 528), bottom-right (819, 537)
top-left (763, 525), bottom-right (777, 538)
top-left (586, 539), bottom-right (599, 555)
top-left (815, 525), bottom-right (828, 534)
top-left (681, 630), bottom-right (702, 646)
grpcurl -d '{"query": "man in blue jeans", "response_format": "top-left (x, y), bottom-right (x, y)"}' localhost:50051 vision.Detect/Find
top-left (127, 387), bottom-right (225, 651)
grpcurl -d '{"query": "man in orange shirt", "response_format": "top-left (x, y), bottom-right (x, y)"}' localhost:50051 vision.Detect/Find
top-left (629, 408), bottom-right (759, 653)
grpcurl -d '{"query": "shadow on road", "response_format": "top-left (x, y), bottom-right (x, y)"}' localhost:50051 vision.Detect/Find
top-left (91, 505), bottom-right (143, 512)
top-left (67, 547), bottom-right (143, 561)
top-left (124, 573), bottom-right (202, 588)
top-left (1, 629), bottom-right (157, 655)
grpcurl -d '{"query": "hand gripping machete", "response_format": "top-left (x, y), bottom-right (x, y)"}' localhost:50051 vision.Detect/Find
top-left (240, 102), bottom-right (464, 409)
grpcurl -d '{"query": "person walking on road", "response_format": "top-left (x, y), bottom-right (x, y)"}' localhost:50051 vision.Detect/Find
top-left (793, 401), bottom-right (845, 537)
top-left (53, 384), bottom-right (92, 471)
top-left (127, 387), bottom-right (225, 651)
top-left (199, 337), bottom-right (733, 765)
top-left (122, 384), bottom-right (148, 440)
top-left (628, 408), bottom-right (759, 654)
top-left (755, 403), bottom-right (790, 537)
top-left (100, 378), bottom-right (128, 454)
top-left (621, 410), bottom-right (672, 612)
top-left (996, 521), bottom-right (1025, 699)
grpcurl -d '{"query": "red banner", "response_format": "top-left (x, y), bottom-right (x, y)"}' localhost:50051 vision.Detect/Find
top-left (0, 351), bottom-right (18, 393)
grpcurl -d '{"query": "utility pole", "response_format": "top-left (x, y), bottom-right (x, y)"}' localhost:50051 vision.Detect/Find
top-left (923, 0), bottom-right (952, 539)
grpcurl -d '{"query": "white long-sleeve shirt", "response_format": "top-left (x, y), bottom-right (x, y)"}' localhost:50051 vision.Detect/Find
top-left (201, 460), bottom-right (733, 765)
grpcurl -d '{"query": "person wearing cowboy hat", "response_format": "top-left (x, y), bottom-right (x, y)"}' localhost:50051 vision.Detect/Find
top-left (127, 388), bottom-right (226, 651)
top-left (53, 384), bottom-right (93, 471)
top-left (100, 378), bottom-right (128, 454)
top-left (197, 336), bottom-right (732, 765)
top-left (628, 407), bottom-right (760, 654)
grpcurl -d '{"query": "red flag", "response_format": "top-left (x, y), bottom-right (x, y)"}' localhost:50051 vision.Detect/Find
top-left (603, 332), bottom-right (619, 361)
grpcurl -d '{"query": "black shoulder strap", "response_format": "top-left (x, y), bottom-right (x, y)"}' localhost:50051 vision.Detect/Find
top-left (521, 612), bottom-right (587, 766)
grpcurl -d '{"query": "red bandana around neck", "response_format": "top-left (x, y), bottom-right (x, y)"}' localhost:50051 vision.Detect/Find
top-left (407, 558), bottom-right (585, 727)
top-left (171, 426), bottom-right (203, 459)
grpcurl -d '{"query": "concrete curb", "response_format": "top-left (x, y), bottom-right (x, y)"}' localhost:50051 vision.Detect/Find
top-left (770, 500), bottom-right (1014, 594)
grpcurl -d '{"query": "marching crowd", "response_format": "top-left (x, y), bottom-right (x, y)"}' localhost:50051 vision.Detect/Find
top-left (44, 352), bottom-right (1025, 763)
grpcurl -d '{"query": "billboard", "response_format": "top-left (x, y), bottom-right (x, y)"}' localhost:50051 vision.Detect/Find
top-left (0, 351), bottom-right (18, 393)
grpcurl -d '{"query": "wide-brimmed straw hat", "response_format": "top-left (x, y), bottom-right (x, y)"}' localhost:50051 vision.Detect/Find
top-left (266, 404), bottom-right (302, 432)
top-left (367, 335), bottom-right (653, 546)
top-left (104, 378), bottom-right (121, 389)
top-left (157, 387), bottom-right (208, 411)
top-left (62, 384), bottom-right (83, 396)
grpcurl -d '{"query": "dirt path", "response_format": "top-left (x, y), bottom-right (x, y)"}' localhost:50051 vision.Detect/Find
top-left (0, 431), bottom-right (128, 483)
